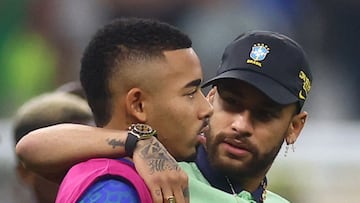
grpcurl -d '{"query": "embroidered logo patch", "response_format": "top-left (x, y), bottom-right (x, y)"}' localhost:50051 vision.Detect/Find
top-left (298, 70), bottom-right (311, 100)
top-left (247, 43), bottom-right (270, 67)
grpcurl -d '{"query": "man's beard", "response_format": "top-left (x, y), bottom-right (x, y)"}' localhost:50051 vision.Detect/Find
top-left (206, 131), bottom-right (283, 178)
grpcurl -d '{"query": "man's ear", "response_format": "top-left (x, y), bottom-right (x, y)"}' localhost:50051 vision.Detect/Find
top-left (206, 87), bottom-right (217, 104)
top-left (285, 111), bottom-right (308, 145)
top-left (125, 88), bottom-right (147, 122)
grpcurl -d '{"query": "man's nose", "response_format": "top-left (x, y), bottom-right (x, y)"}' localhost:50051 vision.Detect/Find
top-left (231, 110), bottom-right (254, 136)
top-left (199, 94), bottom-right (213, 119)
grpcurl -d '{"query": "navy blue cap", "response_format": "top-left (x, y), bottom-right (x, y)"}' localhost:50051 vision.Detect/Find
top-left (203, 30), bottom-right (313, 108)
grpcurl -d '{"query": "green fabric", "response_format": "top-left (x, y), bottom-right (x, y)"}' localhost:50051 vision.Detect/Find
top-left (179, 162), bottom-right (290, 203)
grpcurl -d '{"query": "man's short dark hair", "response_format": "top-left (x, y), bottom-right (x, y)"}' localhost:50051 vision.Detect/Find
top-left (80, 17), bottom-right (192, 127)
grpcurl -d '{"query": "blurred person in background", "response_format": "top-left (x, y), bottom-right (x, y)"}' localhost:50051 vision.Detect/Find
top-left (12, 91), bottom-right (93, 203)
top-left (16, 30), bottom-right (313, 202)
top-left (56, 80), bottom-right (87, 99)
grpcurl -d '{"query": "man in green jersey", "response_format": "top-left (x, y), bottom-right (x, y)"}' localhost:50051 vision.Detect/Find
top-left (178, 30), bottom-right (312, 202)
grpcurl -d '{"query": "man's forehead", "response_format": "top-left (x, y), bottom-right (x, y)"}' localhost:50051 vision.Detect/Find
top-left (161, 48), bottom-right (202, 84)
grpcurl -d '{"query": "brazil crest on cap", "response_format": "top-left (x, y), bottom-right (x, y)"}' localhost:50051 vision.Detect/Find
top-left (247, 43), bottom-right (270, 67)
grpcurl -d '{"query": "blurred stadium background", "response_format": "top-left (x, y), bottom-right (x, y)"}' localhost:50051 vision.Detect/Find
top-left (1, 0), bottom-right (359, 202)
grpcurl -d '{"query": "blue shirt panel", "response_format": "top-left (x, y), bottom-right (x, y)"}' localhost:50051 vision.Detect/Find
top-left (78, 177), bottom-right (140, 203)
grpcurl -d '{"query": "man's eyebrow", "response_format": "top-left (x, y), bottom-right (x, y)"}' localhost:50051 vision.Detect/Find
top-left (184, 79), bottom-right (202, 88)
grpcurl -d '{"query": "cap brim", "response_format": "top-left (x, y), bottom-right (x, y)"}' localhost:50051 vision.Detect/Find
top-left (202, 69), bottom-right (298, 105)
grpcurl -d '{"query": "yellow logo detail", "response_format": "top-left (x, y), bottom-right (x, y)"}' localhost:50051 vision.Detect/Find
top-left (298, 90), bottom-right (306, 100)
top-left (298, 70), bottom-right (311, 100)
top-left (246, 59), bottom-right (262, 67)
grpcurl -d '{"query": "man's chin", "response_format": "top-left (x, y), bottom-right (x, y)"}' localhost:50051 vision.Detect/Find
top-left (180, 152), bottom-right (197, 162)
top-left (211, 157), bottom-right (248, 173)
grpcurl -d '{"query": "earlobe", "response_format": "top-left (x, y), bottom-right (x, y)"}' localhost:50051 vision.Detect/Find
top-left (285, 111), bottom-right (308, 144)
top-left (125, 88), bottom-right (147, 122)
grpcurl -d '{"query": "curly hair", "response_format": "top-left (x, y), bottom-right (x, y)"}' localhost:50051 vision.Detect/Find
top-left (80, 17), bottom-right (192, 126)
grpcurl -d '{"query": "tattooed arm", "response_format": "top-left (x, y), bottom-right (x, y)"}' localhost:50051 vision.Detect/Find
top-left (16, 123), bottom-right (129, 183)
top-left (15, 123), bottom-right (189, 203)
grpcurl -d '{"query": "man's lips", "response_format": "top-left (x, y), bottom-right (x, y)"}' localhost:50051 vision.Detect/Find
top-left (222, 138), bottom-right (251, 156)
top-left (197, 124), bottom-right (209, 144)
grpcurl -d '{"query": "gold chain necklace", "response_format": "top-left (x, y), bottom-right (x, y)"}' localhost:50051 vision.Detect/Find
top-left (225, 176), bottom-right (241, 203)
top-left (225, 176), bottom-right (267, 203)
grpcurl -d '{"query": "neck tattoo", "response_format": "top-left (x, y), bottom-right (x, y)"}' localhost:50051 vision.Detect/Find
top-left (225, 176), bottom-right (267, 203)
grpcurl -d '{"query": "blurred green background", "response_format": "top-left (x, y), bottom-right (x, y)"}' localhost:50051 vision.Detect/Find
top-left (1, 0), bottom-right (359, 202)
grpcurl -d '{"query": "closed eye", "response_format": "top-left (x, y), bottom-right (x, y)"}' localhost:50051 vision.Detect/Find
top-left (186, 88), bottom-right (198, 99)
top-left (184, 79), bottom-right (202, 99)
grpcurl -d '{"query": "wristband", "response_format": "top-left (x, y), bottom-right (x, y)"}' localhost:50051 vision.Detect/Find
top-left (125, 132), bottom-right (138, 157)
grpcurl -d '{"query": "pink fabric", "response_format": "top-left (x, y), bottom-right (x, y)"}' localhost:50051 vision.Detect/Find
top-left (55, 158), bottom-right (152, 203)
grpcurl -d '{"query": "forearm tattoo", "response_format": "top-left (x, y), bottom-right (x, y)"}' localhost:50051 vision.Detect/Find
top-left (138, 139), bottom-right (180, 173)
top-left (106, 138), bottom-right (125, 149)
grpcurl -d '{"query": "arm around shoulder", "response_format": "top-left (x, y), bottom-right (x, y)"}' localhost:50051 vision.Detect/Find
top-left (15, 123), bottom-right (129, 182)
